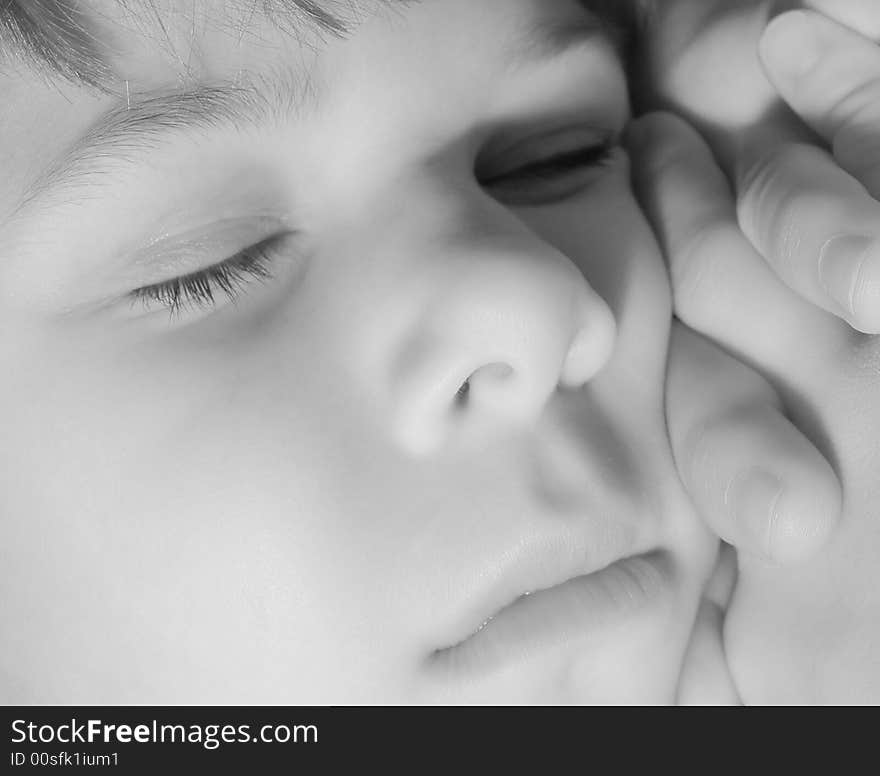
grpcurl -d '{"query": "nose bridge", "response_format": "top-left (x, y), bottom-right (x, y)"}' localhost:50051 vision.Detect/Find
top-left (387, 193), bottom-right (616, 456)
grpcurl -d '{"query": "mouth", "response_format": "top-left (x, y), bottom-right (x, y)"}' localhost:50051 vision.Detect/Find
top-left (421, 387), bottom-right (683, 683)
top-left (428, 550), bottom-right (674, 678)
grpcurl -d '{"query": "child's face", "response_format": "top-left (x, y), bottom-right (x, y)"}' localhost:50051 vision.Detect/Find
top-left (0, 0), bottom-right (716, 702)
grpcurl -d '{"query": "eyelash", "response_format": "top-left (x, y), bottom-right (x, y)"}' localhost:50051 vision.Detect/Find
top-left (129, 239), bottom-right (277, 317)
top-left (481, 138), bottom-right (616, 187)
top-left (129, 139), bottom-right (615, 317)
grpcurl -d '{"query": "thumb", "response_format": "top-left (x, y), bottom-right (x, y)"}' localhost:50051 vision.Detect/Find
top-left (666, 323), bottom-right (842, 565)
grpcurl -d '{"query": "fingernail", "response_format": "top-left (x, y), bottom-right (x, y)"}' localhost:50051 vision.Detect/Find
top-left (730, 469), bottom-right (785, 560)
top-left (819, 234), bottom-right (874, 318)
top-left (761, 11), bottom-right (824, 79)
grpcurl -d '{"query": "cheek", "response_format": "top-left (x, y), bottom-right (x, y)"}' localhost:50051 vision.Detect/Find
top-left (0, 327), bottom-right (376, 689)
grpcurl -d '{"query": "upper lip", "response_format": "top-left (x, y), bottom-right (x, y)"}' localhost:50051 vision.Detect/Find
top-left (425, 389), bottom-right (660, 658)
top-left (431, 512), bottom-right (655, 654)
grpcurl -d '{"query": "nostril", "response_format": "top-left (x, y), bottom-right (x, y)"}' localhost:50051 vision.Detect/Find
top-left (395, 363), bottom-right (517, 454)
top-left (454, 380), bottom-right (470, 409)
top-left (465, 361), bottom-right (537, 419)
top-left (391, 269), bottom-right (615, 454)
top-left (453, 362), bottom-right (520, 414)
top-left (467, 361), bottom-right (514, 393)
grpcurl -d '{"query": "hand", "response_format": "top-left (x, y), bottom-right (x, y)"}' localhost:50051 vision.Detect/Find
top-left (641, 2), bottom-right (880, 333)
top-left (630, 61), bottom-right (880, 706)
top-left (675, 542), bottom-right (739, 705)
top-left (738, 9), bottom-right (880, 333)
top-left (633, 0), bottom-right (880, 705)
top-left (639, 0), bottom-right (880, 162)
top-left (663, 320), bottom-right (840, 703)
top-left (665, 321), bottom-right (840, 565)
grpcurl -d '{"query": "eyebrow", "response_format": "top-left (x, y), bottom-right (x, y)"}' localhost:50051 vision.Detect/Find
top-left (16, 73), bottom-right (315, 216)
top-left (512, 0), bottom-right (642, 67)
top-left (15, 5), bottom-right (628, 217)
top-left (510, 8), bottom-right (624, 68)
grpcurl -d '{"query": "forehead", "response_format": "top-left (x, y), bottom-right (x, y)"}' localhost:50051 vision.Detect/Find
top-left (0, 0), bottom-right (627, 225)
top-left (2, 0), bottom-right (629, 90)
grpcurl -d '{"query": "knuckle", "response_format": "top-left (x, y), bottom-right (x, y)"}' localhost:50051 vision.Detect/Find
top-left (826, 73), bottom-right (880, 142)
top-left (739, 143), bottom-right (816, 200)
top-left (738, 144), bottom-right (842, 264)
top-left (737, 144), bottom-right (813, 240)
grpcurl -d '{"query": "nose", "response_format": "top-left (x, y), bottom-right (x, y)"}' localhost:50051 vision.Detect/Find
top-left (391, 230), bottom-right (616, 455)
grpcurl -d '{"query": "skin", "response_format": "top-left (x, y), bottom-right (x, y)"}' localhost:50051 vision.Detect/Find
top-left (636, 0), bottom-right (880, 702)
top-left (0, 0), bottom-right (723, 703)
top-left (0, 0), bottom-right (845, 704)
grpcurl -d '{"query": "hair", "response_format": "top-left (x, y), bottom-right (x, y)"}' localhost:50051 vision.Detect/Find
top-left (0, 0), bottom-right (367, 89)
top-left (0, 0), bottom-right (653, 91)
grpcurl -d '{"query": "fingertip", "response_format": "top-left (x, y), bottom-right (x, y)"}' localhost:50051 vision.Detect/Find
top-left (759, 11), bottom-right (825, 83)
top-left (719, 410), bottom-right (843, 566)
top-left (851, 253), bottom-right (880, 334)
top-left (819, 234), bottom-right (880, 334)
top-left (626, 112), bottom-right (728, 224)
top-left (625, 111), bottom-right (696, 161)
top-left (761, 461), bottom-right (843, 565)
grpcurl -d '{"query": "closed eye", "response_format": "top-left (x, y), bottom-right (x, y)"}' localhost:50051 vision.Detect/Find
top-left (478, 130), bottom-right (618, 205)
top-left (129, 236), bottom-right (283, 318)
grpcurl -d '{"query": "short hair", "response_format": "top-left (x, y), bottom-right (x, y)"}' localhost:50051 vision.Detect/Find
top-left (0, 0), bottom-right (360, 90)
top-left (0, 0), bottom-right (651, 92)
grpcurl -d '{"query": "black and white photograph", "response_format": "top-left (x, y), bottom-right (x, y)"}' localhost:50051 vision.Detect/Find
top-left (1, 0), bottom-right (879, 719)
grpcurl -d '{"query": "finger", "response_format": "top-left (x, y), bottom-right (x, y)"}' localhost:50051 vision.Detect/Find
top-left (676, 544), bottom-right (741, 706)
top-left (737, 141), bottom-right (880, 333)
top-left (666, 323), bottom-right (842, 564)
top-left (628, 111), bottom-right (843, 378)
top-left (703, 541), bottom-right (737, 611)
top-left (759, 10), bottom-right (880, 197)
top-left (676, 596), bottom-right (741, 706)
top-left (800, 0), bottom-right (880, 41)
top-left (750, 12), bottom-right (880, 333)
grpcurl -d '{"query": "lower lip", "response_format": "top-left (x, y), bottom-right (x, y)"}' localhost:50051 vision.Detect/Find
top-left (428, 552), bottom-right (674, 679)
